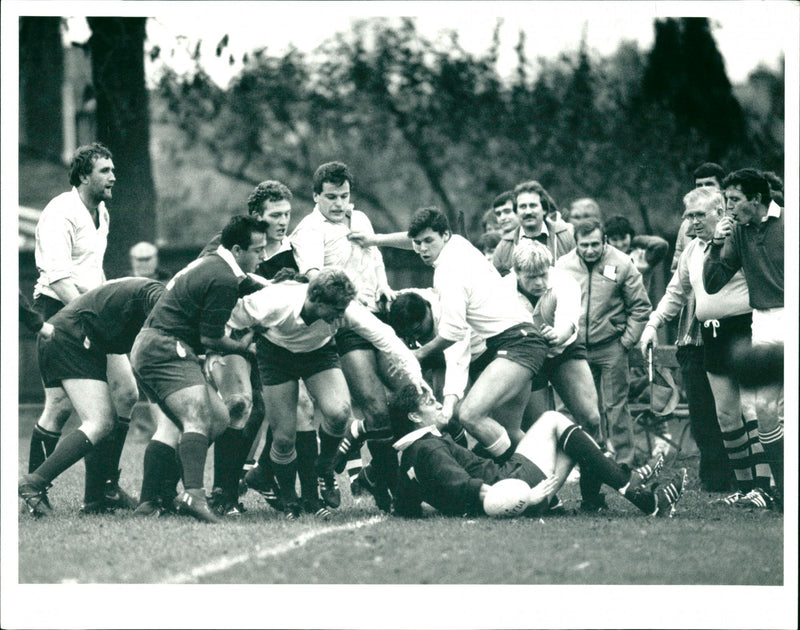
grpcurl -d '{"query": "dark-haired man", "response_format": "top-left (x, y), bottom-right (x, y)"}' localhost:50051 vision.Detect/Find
top-left (131, 215), bottom-right (268, 522)
top-left (389, 385), bottom-right (684, 518)
top-left (703, 168), bottom-right (784, 509)
top-left (290, 162), bottom-right (405, 509)
top-left (407, 207), bottom-right (548, 461)
top-left (198, 180), bottom-right (302, 516)
top-left (492, 180), bottom-right (575, 276)
top-left (28, 142), bottom-right (141, 513)
top-left (19, 278), bottom-right (165, 517)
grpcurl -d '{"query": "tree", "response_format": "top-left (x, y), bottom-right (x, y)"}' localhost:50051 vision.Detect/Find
top-left (19, 17), bottom-right (64, 160)
top-left (87, 17), bottom-right (156, 277)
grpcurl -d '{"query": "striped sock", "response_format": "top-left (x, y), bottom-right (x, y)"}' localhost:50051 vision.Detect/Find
top-left (744, 418), bottom-right (772, 490)
top-left (721, 424), bottom-right (755, 493)
top-left (759, 425), bottom-right (783, 493)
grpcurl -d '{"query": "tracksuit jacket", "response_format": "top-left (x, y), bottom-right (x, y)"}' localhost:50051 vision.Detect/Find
top-left (556, 245), bottom-right (651, 350)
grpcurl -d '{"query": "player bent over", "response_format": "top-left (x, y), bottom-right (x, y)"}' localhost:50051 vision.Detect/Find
top-left (227, 267), bottom-right (427, 518)
top-left (388, 385), bottom-right (686, 518)
top-left (19, 278), bottom-right (164, 517)
top-left (130, 215), bottom-right (268, 523)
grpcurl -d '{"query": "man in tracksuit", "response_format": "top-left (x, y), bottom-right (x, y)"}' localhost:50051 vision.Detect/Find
top-left (556, 217), bottom-right (652, 466)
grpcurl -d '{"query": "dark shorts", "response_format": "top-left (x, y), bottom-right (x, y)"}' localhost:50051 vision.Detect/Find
top-left (130, 328), bottom-right (206, 403)
top-left (476, 323), bottom-right (548, 376)
top-left (37, 328), bottom-right (107, 388)
top-left (256, 336), bottom-right (341, 386)
top-left (531, 339), bottom-right (587, 390)
top-left (498, 453), bottom-right (549, 517)
top-left (33, 294), bottom-right (64, 320)
top-left (334, 328), bottom-right (376, 356)
top-left (700, 312), bottom-right (753, 375)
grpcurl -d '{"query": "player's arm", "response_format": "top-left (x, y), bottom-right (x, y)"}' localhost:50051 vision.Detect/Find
top-left (703, 217), bottom-right (742, 295)
top-left (348, 230), bottom-right (413, 250)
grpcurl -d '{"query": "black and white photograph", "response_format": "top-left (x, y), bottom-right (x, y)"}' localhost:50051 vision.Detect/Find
top-left (2, 1), bottom-right (797, 628)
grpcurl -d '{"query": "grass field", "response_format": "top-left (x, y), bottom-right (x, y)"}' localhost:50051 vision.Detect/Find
top-left (7, 404), bottom-right (794, 628)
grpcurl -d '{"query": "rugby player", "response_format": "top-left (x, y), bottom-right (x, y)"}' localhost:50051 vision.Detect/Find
top-left (131, 215), bottom-right (268, 523)
top-left (405, 207), bottom-right (547, 460)
top-left (18, 278), bottom-right (164, 516)
top-left (389, 385), bottom-right (686, 518)
top-left (290, 162), bottom-right (406, 509)
top-left (227, 267), bottom-right (427, 517)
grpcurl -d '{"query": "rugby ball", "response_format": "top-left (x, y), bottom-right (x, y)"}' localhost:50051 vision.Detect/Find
top-left (483, 478), bottom-right (531, 518)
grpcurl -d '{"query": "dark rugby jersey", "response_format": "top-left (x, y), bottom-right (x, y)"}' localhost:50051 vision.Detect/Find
top-left (144, 253), bottom-right (240, 354)
top-left (50, 277), bottom-right (164, 354)
top-left (394, 432), bottom-right (509, 517)
top-left (200, 232), bottom-right (298, 285)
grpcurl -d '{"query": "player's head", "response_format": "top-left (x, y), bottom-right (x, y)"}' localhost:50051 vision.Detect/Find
top-left (220, 215), bottom-right (269, 274)
top-left (408, 207), bottom-right (451, 266)
top-left (389, 384), bottom-right (446, 439)
top-left (247, 180), bottom-right (293, 214)
top-left (388, 292), bottom-right (435, 346)
top-left (693, 162), bottom-right (725, 189)
top-left (312, 161), bottom-right (353, 195)
top-left (313, 162), bottom-right (353, 223)
top-left (69, 142), bottom-right (113, 187)
top-left (305, 267), bottom-right (357, 323)
top-left (513, 239), bottom-right (553, 296)
top-left (248, 180), bottom-right (293, 243)
top-left (604, 215), bottom-right (635, 254)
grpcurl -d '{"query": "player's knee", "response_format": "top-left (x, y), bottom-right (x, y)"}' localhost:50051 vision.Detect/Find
top-left (110, 382), bottom-right (140, 416)
top-left (225, 393), bottom-right (253, 427)
top-left (270, 435), bottom-right (296, 460)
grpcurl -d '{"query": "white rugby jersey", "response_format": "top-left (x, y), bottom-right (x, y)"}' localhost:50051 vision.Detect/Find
top-left (34, 187), bottom-right (109, 300)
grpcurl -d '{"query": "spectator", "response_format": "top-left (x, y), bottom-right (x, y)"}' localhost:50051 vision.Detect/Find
top-left (492, 180), bottom-right (575, 276)
top-left (604, 215), bottom-right (669, 296)
top-left (490, 190), bottom-right (519, 237)
top-left (128, 241), bottom-right (172, 281)
top-left (703, 168), bottom-right (784, 509)
top-left (761, 170), bottom-right (784, 206)
top-left (640, 187), bottom-right (764, 495)
top-left (567, 197), bottom-right (602, 227)
top-left (475, 231), bottom-right (502, 261)
top-left (479, 207), bottom-right (501, 235)
top-left (556, 218), bottom-right (652, 466)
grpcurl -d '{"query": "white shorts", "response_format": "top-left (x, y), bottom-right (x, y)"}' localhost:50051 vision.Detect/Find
top-left (751, 307), bottom-right (784, 345)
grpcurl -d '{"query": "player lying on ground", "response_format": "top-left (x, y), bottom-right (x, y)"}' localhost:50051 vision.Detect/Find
top-left (19, 278), bottom-right (165, 517)
top-left (388, 385), bottom-right (687, 519)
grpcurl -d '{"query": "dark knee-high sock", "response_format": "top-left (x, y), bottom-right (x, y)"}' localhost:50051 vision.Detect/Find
top-left (367, 441), bottom-right (399, 492)
top-left (163, 448), bottom-right (182, 503)
top-left (579, 464), bottom-right (603, 501)
top-left (179, 432), bottom-right (209, 491)
top-left (760, 428), bottom-right (783, 493)
top-left (31, 430), bottom-right (93, 486)
top-left (140, 440), bottom-right (173, 504)
top-left (296, 430), bottom-right (319, 500)
top-left (29, 424), bottom-right (61, 473)
top-left (214, 427), bottom-right (249, 498)
top-left (271, 448), bottom-right (298, 503)
top-left (257, 426), bottom-right (275, 476)
top-left (106, 417), bottom-right (131, 481)
top-left (316, 427), bottom-right (340, 475)
top-left (84, 434), bottom-right (112, 503)
top-left (559, 424), bottom-right (628, 489)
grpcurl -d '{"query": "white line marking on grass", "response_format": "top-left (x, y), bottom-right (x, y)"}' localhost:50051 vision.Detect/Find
top-left (161, 515), bottom-right (386, 584)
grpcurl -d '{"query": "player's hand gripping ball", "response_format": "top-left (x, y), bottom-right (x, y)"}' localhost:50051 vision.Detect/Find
top-left (483, 478), bottom-right (531, 517)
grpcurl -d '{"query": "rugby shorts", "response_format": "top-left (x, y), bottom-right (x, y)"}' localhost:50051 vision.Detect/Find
top-left (256, 335), bottom-right (341, 386)
top-left (37, 328), bottom-right (107, 388)
top-left (130, 327), bottom-right (206, 402)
